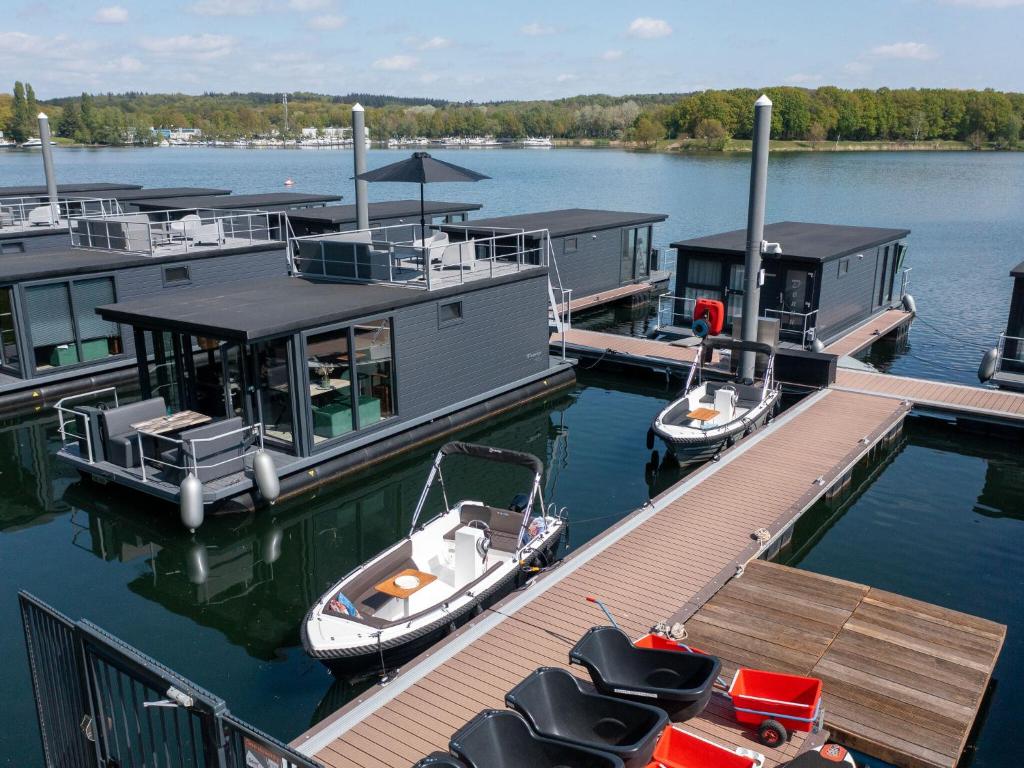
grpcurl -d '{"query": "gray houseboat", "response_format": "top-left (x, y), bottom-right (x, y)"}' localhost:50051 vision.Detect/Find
top-left (0, 203), bottom-right (294, 413)
top-left (440, 209), bottom-right (667, 303)
top-left (287, 199), bottom-right (482, 237)
top-left (662, 222), bottom-right (911, 347)
top-left (981, 260), bottom-right (1024, 391)
top-left (55, 224), bottom-right (572, 528)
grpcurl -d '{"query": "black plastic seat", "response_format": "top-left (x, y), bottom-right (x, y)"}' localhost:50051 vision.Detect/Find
top-left (411, 752), bottom-right (466, 767)
top-left (569, 626), bottom-right (720, 721)
top-left (450, 710), bottom-right (624, 768)
top-left (505, 667), bottom-right (667, 768)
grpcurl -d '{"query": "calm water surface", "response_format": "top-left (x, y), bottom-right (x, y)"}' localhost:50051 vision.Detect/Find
top-left (782, 419), bottom-right (1024, 768)
top-left (0, 371), bottom-right (688, 765)
top-left (3, 146), bottom-right (1023, 383)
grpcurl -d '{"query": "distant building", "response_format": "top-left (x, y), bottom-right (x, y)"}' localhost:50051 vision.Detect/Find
top-left (300, 126), bottom-right (370, 140)
top-left (155, 127), bottom-right (203, 141)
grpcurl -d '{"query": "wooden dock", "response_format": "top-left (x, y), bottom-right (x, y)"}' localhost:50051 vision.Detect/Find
top-left (836, 369), bottom-right (1024, 423)
top-left (554, 327), bottom-right (706, 367)
top-left (824, 309), bottom-right (913, 357)
top-left (294, 389), bottom-right (910, 767)
top-left (556, 282), bottom-right (653, 315)
top-left (683, 560), bottom-right (1006, 768)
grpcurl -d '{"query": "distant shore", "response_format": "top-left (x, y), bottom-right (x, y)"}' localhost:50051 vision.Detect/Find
top-left (553, 137), bottom-right (1020, 153)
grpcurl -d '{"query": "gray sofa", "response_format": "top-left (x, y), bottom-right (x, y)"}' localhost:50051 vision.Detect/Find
top-left (161, 416), bottom-right (248, 482)
top-left (100, 397), bottom-right (166, 468)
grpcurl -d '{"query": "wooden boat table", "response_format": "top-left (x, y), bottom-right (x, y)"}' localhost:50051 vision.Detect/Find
top-left (375, 569), bottom-right (438, 617)
top-left (130, 410), bottom-right (212, 435)
top-left (687, 407), bottom-right (720, 423)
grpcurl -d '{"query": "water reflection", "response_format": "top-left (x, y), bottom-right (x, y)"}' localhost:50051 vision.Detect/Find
top-left (0, 412), bottom-right (77, 531)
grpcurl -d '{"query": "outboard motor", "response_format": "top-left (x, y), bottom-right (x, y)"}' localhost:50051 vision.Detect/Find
top-left (180, 473), bottom-right (204, 532)
top-left (253, 449), bottom-right (280, 503)
top-left (508, 493), bottom-right (530, 514)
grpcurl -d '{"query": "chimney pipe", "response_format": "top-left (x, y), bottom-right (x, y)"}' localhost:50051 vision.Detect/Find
top-left (739, 95), bottom-right (772, 382)
top-left (352, 103), bottom-right (369, 230)
top-left (37, 113), bottom-right (59, 223)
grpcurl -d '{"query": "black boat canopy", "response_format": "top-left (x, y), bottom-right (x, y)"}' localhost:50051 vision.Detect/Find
top-left (439, 441), bottom-right (543, 476)
top-left (704, 335), bottom-right (775, 357)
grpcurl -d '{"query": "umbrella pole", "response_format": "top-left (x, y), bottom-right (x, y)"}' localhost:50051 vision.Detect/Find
top-left (419, 182), bottom-right (426, 240)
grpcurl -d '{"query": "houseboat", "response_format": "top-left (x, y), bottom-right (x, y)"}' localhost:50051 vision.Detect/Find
top-left (131, 191), bottom-right (341, 214)
top-left (440, 209), bottom-right (668, 304)
top-left (661, 222), bottom-right (912, 348)
top-left (287, 199), bottom-right (482, 237)
top-left (55, 223), bottom-right (574, 528)
top-left (0, 202), bottom-right (294, 413)
top-left (980, 260), bottom-right (1024, 391)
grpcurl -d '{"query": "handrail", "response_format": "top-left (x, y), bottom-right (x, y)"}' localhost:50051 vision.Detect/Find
top-left (54, 387), bottom-right (121, 463)
top-left (0, 196), bottom-right (122, 232)
top-left (136, 422), bottom-right (265, 483)
top-left (995, 333), bottom-right (1024, 374)
top-left (761, 307), bottom-right (819, 347)
top-left (655, 294), bottom-right (697, 330)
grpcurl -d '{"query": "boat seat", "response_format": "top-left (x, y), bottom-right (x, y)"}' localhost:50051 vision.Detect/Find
top-left (443, 504), bottom-right (524, 553)
top-left (323, 540), bottom-right (416, 623)
top-left (159, 416), bottom-right (247, 482)
top-left (734, 383), bottom-right (764, 404)
top-left (99, 397), bottom-right (167, 468)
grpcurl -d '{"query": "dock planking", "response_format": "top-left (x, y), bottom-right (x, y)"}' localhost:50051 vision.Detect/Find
top-left (556, 281), bottom-right (653, 315)
top-left (825, 309), bottom-right (914, 357)
top-left (295, 389), bottom-right (910, 767)
top-left (683, 560), bottom-right (1005, 768)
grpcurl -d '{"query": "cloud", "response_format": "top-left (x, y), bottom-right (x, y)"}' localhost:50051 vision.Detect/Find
top-left (556, 73), bottom-right (577, 83)
top-left (188, 0), bottom-right (268, 15)
top-left (868, 41), bottom-right (938, 60)
top-left (601, 49), bottom-right (624, 61)
top-left (308, 14), bottom-right (346, 29)
top-left (419, 36), bottom-right (451, 50)
top-left (520, 22), bottom-right (555, 36)
top-left (141, 34), bottom-right (235, 60)
top-left (627, 17), bottom-right (672, 38)
top-left (373, 54), bottom-right (417, 71)
top-left (843, 60), bottom-right (872, 75)
top-left (289, 0), bottom-right (332, 8)
top-left (93, 5), bottom-right (128, 23)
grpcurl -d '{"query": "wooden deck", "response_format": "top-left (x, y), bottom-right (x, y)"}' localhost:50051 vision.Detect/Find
top-left (684, 560), bottom-right (1006, 768)
top-left (835, 369), bottom-right (1024, 423)
top-left (557, 282), bottom-right (652, 315)
top-left (824, 309), bottom-right (914, 358)
top-left (294, 389), bottom-right (910, 767)
top-left (554, 327), bottom-right (707, 366)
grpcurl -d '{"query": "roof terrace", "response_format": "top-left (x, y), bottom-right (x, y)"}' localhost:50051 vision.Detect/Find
top-left (0, 196), bottom-right (124, 235)
top-left (291, 222), bottom-right (549, 290)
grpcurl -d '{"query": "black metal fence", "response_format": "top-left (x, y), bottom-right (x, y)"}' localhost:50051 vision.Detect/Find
top-left (19, 591), bottom-right (320, 768)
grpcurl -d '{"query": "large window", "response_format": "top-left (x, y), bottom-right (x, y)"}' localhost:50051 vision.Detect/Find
top-left (306, 327), bottom-right (354, 444)
top-left (620, 226), bottom-right (653, 283)
top-left (0, 287), bottom-right (20, 373)
top-left (726, 264), bottom-right (745, 324)
top-left (254, 338), bottom-right (294, 448)
top-left (686, 258), bottom-right (723, 287)
top-left (354, 320), bottom-right (394, 426)
top-left (25, 277), bottom-right (122, 371)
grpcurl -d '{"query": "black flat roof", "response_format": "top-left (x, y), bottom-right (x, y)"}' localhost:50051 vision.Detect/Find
top-left (1011, 261), bottom-right (1024, 278)
top-left (113, 187), bottom-right (231, 201)
top-left (133, 192), bottom-right (341, 211)
top-left (288, 199), bottom-right (483, 226)
top-left (98, 270), bottom-right (545, 342)
top-left (0, 182), bottom-right (142, 197)
top-left (0, 242), bottom-right (283, 284)
top-left (673, 221), bottom-right (911, 263)
top-left (441, 208), bottom-right (667, 238)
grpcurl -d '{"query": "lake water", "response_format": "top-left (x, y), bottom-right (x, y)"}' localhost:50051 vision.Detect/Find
top-left (1, 147), bottom-right (1023, 765)
top-left (3, 146), bottom-right (1024, 383)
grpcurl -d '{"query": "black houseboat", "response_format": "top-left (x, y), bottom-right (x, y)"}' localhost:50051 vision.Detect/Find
top-left (982, 260), bottom-right (1024, 391)
top-left (440, 209), bottom-right (668, 303)
top-left (287, 200), bottom-right (482, 237)
top-left (55, 223), bottom-right (572, 528)
top-left (664, 222), bottom-right (911, 347)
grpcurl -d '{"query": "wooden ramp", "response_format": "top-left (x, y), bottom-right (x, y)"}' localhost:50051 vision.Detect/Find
top-left (825, 309), bottom-right (913, 357)
top-left (557, 282), bottom-right (652, 315)
top-left (294, 389), bottom-right (910, 767)
top-left (553, 327), bottom-right (706, 366)
top-left (835, 369), bottom-right (1024, 423)
top-left (684, 561), bottom-right (1006, 768)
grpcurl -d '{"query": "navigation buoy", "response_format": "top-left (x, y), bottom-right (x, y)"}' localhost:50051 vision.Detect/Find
top-left (284, 177), bottom-right (295, 187)
top-left (253, 449), bottom-right (280, 502)
top-left (978, 347), bottom-right (999, 382)
top-left (180, 473), bottom-right (205, 532)
top-left (902, 293), bottom-right (916, 314)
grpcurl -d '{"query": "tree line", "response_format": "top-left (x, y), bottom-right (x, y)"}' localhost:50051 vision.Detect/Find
top-left (2, 83), bottom-right (1021, 149)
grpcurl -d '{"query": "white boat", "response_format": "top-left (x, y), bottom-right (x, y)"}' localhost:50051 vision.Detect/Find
top-left (522, 136), bottom-right (553, 147)
top-left (302, 441), bottom-right (566, 671)
top-left (650, 336), bottom-right (781, 465)
top-left (20, 138), bottom-right (44, 147)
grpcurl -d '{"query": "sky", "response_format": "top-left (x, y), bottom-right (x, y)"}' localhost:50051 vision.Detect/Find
top-left (2, 0), bottom-right (1023, 100)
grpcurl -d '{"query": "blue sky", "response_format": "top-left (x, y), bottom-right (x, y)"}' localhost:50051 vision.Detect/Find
top-left (2, 0), bottom-right (1022, 99)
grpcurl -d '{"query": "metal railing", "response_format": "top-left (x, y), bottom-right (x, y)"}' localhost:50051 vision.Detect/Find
top-left (0, 196), bottom-right (123, 232)
top-left (899, 267), bottom-right (912, 299)
top-left (995, 333), bottom-right (1024, 374)
top-left (54, 387), bottom-right (121, 463)
top-left (761, 307), bottom-right (819, 347)
top-left (655, 294), bottom-right (697, 330)
top-left (69, 207), bottom-right (284, 257)
top-left (291, 222), bottom-right (549, 290)
top-left (136, 422), bottom-right (265, 483)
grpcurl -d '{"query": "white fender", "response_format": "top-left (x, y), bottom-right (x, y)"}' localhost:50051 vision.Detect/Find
top-left (180, 473), bottom-right (205, 532)
top-left (253, 450), bottom-right (280, 503)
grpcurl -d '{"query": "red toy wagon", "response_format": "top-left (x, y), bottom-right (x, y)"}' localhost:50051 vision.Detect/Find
top-left (727, 668), bottom-right (823, 747)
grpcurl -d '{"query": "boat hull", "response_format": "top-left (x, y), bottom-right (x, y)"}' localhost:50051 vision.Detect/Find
top-left (654, 391), bottom-right (780, 466)
top-left (303, 527), bottom-right (565, 675)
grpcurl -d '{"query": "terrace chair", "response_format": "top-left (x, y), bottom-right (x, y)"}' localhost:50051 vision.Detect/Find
top-left (27, 205), bottom-right (58, 227)
top-left (438, 240), bottom-right (475, 270)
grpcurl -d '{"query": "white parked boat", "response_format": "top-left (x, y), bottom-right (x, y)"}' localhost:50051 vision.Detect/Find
top-left (650, 337), bottom-right (781, 465)
top-left (522, 137), bottom-right (553, 147)
top-left (302, 441), bottom-right (566, 671)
